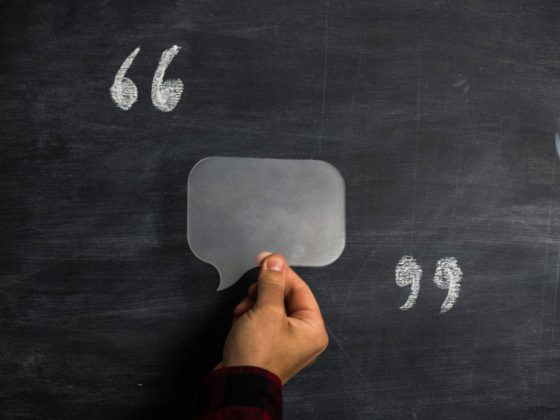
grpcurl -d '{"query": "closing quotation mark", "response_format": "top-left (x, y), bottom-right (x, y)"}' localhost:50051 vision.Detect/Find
top-left (395, 256), bottom-right (422, 310)
top-left (433, 257), bottom-right (463, 313)
top-left (395, 256), bottom-right (463, 313)
top-left (110, 45), bottom-right (183, 112)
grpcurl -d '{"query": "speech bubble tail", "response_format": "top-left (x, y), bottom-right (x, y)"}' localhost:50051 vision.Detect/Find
top-left (216, 281), bottom-right (228, 292)
top-left (215, 266), bottom-right (248, 291)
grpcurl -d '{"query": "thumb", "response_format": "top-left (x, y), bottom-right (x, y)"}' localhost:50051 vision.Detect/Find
top-left (255, 254), bottom-right (287, 310)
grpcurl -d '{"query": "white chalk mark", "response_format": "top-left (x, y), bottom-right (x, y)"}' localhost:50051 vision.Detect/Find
top-left (552, 244), bottom-right (560, 340)
top-left (555, 116), bottom-right (560, 161)
top-left (324, 324), bottom-right (379, 396)
top-left (452, 78), bottom-right (470, 94)
top-left (433, 257), bottom-right (463, 314)
top-left (555, 131), bottom-right (560, 161)
top-left (151, 45), bottom-right (183, 112)
top-left (337, 248), bottom-right (378, 331)
top-left (110, 47), bottom-right (140, 110)
top-left (410, 60), bottom-right (421, 253)
top-left (544, 155), bottom-right (556, 271)
top-left (318, 0), bottom-right (328, 154)
top-left (452, 79), bottom-right (467, 88)
top-left (395, 256), bottom-right (422, 311)
top-left (310, 0), bottom-right (329, 159)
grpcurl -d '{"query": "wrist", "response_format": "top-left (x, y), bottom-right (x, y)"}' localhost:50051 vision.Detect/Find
top-left (220, 362), bottom-right (285, 384)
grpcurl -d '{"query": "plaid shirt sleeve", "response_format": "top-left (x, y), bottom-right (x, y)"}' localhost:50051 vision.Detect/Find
top-left (198, 366), bottom-right (283, 419)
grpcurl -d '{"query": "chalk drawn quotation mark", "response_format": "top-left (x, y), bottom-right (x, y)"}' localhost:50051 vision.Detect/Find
top-left (395, 256), bottom-right (422, 311)
top-left (110, 45), bottom-right (183, 112)
top-left (395, 256), bottom-right (463, 313)
top-left (110, 47), bottom-right (140, 110)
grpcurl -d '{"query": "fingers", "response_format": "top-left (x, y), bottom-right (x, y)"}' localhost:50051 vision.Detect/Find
top-left (232, 282), bottom-right (258, 318)
top-left (248, 282), bottom-right (258, 299)
top-left (284, 265), bottom-right (321, 315)
top-left (233, 295), bottom-right (255, 317)
top-left (254, 254), bottom-right (287, 311)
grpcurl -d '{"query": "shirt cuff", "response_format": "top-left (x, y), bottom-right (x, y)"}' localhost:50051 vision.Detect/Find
top-left (199, 366), bottom-right (282, 418)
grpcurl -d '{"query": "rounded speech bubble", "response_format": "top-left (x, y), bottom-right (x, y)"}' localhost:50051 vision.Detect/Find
top-left (187, 156), bottom-right (346, 290)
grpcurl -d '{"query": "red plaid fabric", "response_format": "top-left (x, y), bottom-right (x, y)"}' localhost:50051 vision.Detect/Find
top-left (199, 366), bottom-right (282, 419)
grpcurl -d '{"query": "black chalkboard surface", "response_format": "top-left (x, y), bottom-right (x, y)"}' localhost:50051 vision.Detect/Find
top-left (2, 1), bottom-right (560, 419)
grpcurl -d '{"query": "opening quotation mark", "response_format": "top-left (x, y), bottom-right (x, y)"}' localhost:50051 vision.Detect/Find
top-left (110, 47), bottom-right (140, 111)
top-left (110, 46), bottom-right (183, 112)
top-left (395, 256), bottom-right (463, 313)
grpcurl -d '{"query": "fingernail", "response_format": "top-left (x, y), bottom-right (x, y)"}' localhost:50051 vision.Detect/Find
top-left (266, 257), bottom-right (284, 272)
top-left (256, 251), bottom-right (272, 264)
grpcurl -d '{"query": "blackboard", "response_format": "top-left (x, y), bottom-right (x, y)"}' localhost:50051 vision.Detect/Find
top-left (2, 1), bottom-right (560, 418)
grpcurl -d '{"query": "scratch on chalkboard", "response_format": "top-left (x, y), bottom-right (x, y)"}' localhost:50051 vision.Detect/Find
top-left (311, 0), bottom-right (329, 158)
top-left (555, 131), bottom-right (560, 161)
top-left (544, 157), bottom-right (556, 270)
top-left (554, 118), bottom-right (560, 160)
top-left (325, 323), bottom-right (380, 397)
top-left (538, 156), bottom-right (556, 372)
top-left (553, 244), bottom-right (560, 340)
top-left (409, 60), bottom-right (421, 253)
top-left (337, 249), bottom-right (378, 330)
top-left (324, 325), bottom-right (382, 420)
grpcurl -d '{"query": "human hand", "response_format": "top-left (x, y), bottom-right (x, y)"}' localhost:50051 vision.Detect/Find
top-left (213, 253), bottom-right (329, 384)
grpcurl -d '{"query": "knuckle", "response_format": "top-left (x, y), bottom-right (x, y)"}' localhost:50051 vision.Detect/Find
top-left (244, 307), bottom-right (258, 321)
top-left (260, 272), bottom-right (284, 287)
top-left (266, 305), bottom-right (286, 318)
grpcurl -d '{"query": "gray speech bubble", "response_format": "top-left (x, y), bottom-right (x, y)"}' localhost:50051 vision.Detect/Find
top-left (187, 156), bottom-right (346, 290)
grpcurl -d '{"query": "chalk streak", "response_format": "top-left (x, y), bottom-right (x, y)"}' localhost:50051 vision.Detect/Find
top-left (311, 0), bottom-right (329, 158)
top-left (544, 153), bottom-right (556, 270)
top-left (410, 58), bottom-right (421, 253)
top-left (555, 131), bottom-right (560, 161)
top-left (325, 323), bottom-right (379, 396)
top-left (540, 154), bottom-right (556, 357)
top-left (337, 249), bottom-right (378, 330)
top-left (552, 244), bottom-right (560, 339)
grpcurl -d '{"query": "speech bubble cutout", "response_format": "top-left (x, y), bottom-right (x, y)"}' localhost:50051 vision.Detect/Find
top-left (187, 156), bottom-right (346, 290)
